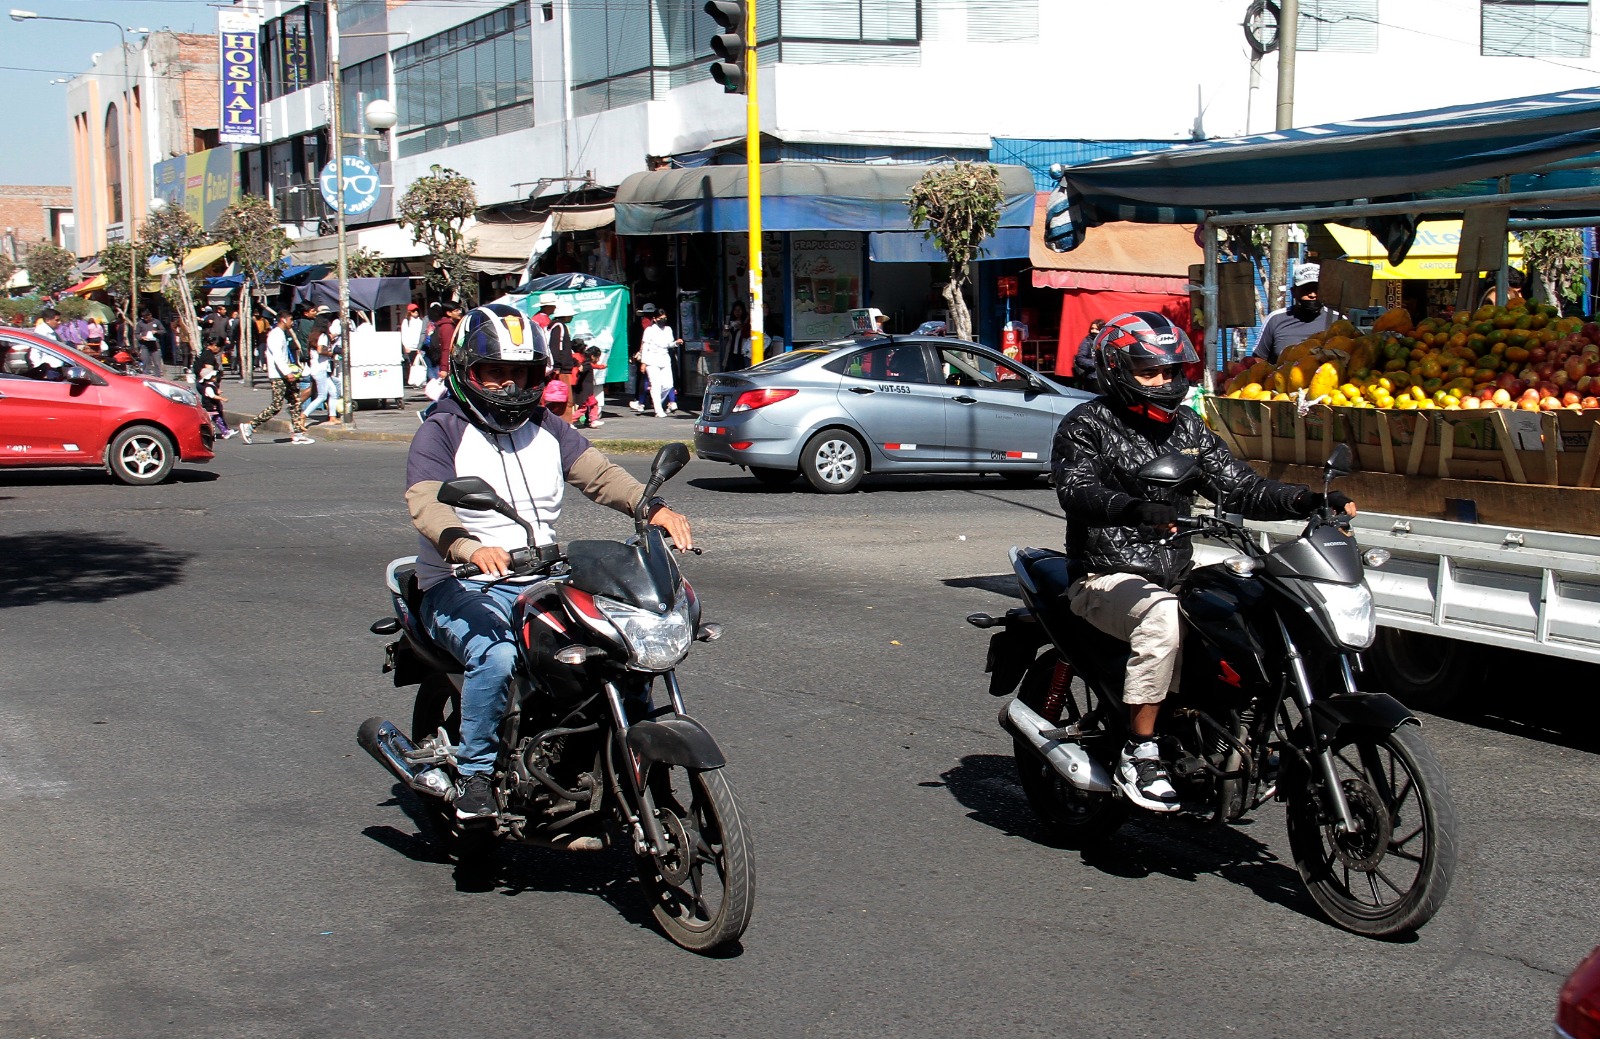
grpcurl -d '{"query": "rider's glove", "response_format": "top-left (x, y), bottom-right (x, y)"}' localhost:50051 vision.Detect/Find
top-left (1295, 490), bottom-right (1354, 516)
top-left (1128, 501), bottom-right (1179, 530)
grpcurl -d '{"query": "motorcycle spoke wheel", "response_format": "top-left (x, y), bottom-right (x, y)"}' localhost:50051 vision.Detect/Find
top-left (1286, 725), bottom-right (1458, 938)
top-left (636, 766), bottom-right (755, 953)
top-left (1013, 652), bottom-right (1126, 847)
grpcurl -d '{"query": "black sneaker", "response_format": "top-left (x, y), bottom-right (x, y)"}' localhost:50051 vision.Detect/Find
top-left (453, 771), bottom-right (496, 821)
top-left (1116, 739), bottom-right (1181, 813)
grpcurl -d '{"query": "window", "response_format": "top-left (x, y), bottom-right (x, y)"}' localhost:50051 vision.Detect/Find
top-left (341, 56), bottom-right (390, 163)
top-left (831, 345), bottom-right (933, 383)
top-left (938, 346), bottom-right (1029, 389)
top-left (104, 104), bottom-right (123, 225)
top-left (1297, 0), bottom-right (1379, 53)
top-left (1482, 0), bottom-right (1590, 56)
top-left (394, 4), bottom-right (533, 157)
top-left (262, 4), bottom-right (327, 101)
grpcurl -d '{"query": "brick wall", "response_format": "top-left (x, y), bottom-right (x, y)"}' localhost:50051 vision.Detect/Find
top-left (0, 186), bottom-right (72, 258)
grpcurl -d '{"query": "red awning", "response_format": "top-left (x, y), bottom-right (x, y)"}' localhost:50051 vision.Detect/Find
top-left (1028, 193), bottom-right (1201, 293)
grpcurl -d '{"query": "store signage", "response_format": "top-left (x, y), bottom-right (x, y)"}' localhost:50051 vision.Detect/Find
top-left (152, 147), bottom-right (241, 231)
top-left (510, 286), bottom-right (632, 383)
top-left (791, 235), bottom-right (862, 343)
top-left (281, 16), bottom-right (310, 90)
top-left (217, 10), bottom-right (261, 145)
top-left (320, 155), bottom-right (382, 216)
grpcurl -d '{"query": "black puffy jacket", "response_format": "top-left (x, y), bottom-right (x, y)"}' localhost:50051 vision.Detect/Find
top-left (1051, 398), bottom-right (1311, 586)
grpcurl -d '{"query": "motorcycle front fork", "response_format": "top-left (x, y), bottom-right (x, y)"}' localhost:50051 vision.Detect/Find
top-left (603, 672), bottom-right (684, 858)
top-left (1276, 617), bottom-right (1360, 835)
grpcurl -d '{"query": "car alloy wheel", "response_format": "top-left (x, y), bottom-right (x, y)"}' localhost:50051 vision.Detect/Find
top-left (802, 429), bottom-right (865, 493)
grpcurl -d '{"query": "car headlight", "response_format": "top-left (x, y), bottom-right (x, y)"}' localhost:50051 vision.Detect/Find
top-left (145, 380), bottom-right (199, 408)
top-left (596, 594), bottom-right (694, 671)
top-left (1312, 582), bottom-right (1375, 650)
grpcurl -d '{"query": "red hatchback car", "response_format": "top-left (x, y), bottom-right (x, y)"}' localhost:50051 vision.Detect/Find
top-left (0, 328), bottom-right (214, 484)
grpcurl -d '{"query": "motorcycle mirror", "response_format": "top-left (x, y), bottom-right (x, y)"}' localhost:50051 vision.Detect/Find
top-left (1135, 453), bottom-right (1200, 489)
top-left (438, 476), bottom-right (504, 512)
top-left (1325, 443), bottom-right (1354, 476)
top-left (651, 442), bottom-right (691, 484)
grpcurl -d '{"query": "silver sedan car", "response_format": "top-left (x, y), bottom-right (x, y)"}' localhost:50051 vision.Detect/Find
top-left (693, 335), bottom-right (1095, 492)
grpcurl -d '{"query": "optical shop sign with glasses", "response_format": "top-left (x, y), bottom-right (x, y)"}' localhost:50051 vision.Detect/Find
top-left (217, 9), bottom-right (262, 145)
top-left (319, 156), bottom-right (382, 216)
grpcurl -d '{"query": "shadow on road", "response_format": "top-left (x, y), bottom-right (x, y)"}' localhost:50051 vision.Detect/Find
top-left (938, 753), bottom-right (1326, 926)
top-left (942, 574), bottom-right (1021, 599)
top-left (0, 529), bottom-right (187, 608)
top-left (0, 467), bottom-right (218, 487)
top-left (687, 473), bottom-right (1058, 497)
top-left (365, 783), bottom-right (694, 950)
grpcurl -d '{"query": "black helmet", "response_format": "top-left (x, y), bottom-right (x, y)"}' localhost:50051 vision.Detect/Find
top-left (1093, 311), bottom-right (1199, 422)
top-left (447, 303), bottom-right (552, 434)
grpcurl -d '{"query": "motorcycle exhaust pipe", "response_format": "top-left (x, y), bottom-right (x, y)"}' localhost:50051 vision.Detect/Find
top-left (357, 717), bottom-right (454, 799)
top-left (1000, 697), bottom-right (1114, 794)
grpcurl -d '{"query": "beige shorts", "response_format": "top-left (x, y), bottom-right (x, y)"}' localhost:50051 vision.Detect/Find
top-left (1067, 571), bottom-right (1182, 706)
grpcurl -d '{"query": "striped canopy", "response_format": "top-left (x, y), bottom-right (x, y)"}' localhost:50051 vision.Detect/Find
top-left (1045, 86), bottom-right (1600, 252)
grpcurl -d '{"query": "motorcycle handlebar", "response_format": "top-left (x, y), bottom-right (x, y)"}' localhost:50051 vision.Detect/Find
top-left (451, 544), bottom-right (560, 580)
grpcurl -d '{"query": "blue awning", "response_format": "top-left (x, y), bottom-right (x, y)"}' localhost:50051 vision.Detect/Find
top-left (617, 162), bottom-right (1037, 236)
top-left (1045, 86), bottom-right (1600, 252)
top-left (867, 226), bottom-right (1030, 263)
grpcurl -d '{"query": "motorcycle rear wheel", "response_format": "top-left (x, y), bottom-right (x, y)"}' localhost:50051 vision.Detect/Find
top-left (634, 765), bottom-right (756, 953)
top-left (1013, 652), bottom-right (1127, 847)
top-left (1286, 724), bottom-right (1457, 938)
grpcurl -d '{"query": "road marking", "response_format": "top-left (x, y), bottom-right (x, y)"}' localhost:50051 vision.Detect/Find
top-left (0, 709), bottom-right (70, 799)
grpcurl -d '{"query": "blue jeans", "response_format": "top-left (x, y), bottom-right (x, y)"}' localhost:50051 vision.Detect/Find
top-left (420, 579), bottom-right (524, 775)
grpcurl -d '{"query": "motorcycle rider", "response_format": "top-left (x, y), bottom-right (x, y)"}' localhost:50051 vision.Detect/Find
top-left (1051, 312), bottom-right (1355, 812)
top-left (405, 303), bottom-right (694, 821)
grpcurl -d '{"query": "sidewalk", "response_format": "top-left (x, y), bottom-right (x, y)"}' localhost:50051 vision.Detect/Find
top-left (217, 375), bottom-right (697, 452)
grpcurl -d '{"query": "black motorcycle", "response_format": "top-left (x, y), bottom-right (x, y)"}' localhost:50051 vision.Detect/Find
top-left (358, 444), bottom-right (755, 953)
top-left (967, 445), bottom-right (1457, 938)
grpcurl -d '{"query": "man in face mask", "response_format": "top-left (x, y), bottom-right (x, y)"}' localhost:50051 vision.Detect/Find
top-left (1253, 263), bottom-right (1341, 364)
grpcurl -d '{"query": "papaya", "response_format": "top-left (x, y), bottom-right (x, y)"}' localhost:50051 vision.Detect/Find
top-left (1309, 362), bottom-right (1340, 400)
top-left (1373, 307), bottom-right (1414, 334)
top-left (1326, 319), bottom-right (1358, 338)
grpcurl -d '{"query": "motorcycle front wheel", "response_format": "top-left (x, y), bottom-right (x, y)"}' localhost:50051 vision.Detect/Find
top-left (1286, 723), bottom-right (1458, 938)
top-left (1013, 652), bottom-right (1128, 847)
top-left (633, 764), bottom-right (756, 953)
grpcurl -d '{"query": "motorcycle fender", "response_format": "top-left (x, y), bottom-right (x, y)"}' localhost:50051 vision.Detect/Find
top-left (985, 621), bottom-right (1045, 698)
top-left (626, 716), bottom-right (727, 770)
top-left (1307, 693), bottom-right (1417, 745)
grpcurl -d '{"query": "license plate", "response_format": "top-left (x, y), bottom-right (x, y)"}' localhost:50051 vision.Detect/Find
top-left (707, 397), bottom-right (726, 418)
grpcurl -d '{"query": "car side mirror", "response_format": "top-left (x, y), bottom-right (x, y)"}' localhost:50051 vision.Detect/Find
top-left (63, 365), bottom-right (92, 385)
top-left (437, 476), bottom-right (504, 512)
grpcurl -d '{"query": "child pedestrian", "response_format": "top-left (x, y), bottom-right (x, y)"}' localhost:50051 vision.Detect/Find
top-left (574, 345), bottom-right (605, 428)
top-left (197, 364), bottom-right (236, 439)
top-left (541, 376), bottom-right (574, 424)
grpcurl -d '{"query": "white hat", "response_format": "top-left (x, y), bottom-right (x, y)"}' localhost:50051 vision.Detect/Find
top-left (538, 292), bottom-right (559, 307)
top-left (552, 300), bottom-right (576, 319)
top-left (1293, 264), bottom-right (1321, 288)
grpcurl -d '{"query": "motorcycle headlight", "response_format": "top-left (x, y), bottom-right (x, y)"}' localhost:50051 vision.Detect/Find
top-left (1312, 582), bottom-right (1375, 650)
top-left (145, 380), bottom-right (199, 408)
top-left (596, 595), bottom-right (694, 671)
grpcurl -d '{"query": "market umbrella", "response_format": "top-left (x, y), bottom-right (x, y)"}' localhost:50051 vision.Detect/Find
top-left (83, 300), bottom-right (116, 324)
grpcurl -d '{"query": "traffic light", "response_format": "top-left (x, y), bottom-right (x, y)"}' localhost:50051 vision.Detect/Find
top-left (705, 0), bottom-right (746, 94)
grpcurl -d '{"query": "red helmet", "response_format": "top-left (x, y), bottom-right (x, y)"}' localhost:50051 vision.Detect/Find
top-left (1093, 312), bottom-right (1199, 422)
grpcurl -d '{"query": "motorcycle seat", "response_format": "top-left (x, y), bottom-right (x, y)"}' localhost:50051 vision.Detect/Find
top-left (1014, 547), bottom-right (1135, 695)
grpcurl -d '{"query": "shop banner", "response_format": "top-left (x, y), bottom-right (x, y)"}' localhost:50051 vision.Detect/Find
top-left (218, 10), bottom-right (261, 145)
top-left (281, 16), bottom-right (311, 91)
top-left (512, 284), bottom-right (632, 385)
top-left (152, 146), bottom-right (241, 231)
top-left (791, 235), bottom-right (862, 343)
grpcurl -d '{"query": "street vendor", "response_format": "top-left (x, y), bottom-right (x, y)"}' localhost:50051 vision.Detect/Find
top-left (1253, 264), bottom-right (1341, 364)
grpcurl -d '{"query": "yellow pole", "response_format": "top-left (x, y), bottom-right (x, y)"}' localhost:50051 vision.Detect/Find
top-left (745, 0), bottom-right (764, 364)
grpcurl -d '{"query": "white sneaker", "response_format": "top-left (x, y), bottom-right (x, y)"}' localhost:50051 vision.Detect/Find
top-left (220, 430), bottom-right (237, 440)
top-left (666, 402), bottom-right (679, 413)
top-left (239, 422), bottom-right (254, 444)
top-left (290, 433), bottom-right (315, 445)
top-left (629, 401), bottom-right (645, 413)
top-left (589, 419), bottom-right (605, 427)
top-left (1116, 740), bottom-right (1181, 812)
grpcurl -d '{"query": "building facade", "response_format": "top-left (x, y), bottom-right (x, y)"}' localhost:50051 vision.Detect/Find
top-left (64, 31), bottom-right (222, 256)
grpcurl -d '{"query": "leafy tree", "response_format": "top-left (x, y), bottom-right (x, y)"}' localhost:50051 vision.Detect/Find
top-left (1515, 229), bottom-right (1585, 305)
top-left (346, 246), bottom-right (390, 279)
top-left (98, 239), bottom-right (139, 330)
top-left (138, 206), bottom-right (210, 354)
top-left (25, 239), bottom-right (77, 297)
top-left (0, 251), bottom-right (15, 294)
top-left (907, 162), bottom-right (1005, 342)
top-left (398, 164), bottom-right (478, 306)
top-left (213, 195), bottom-right (291, 378)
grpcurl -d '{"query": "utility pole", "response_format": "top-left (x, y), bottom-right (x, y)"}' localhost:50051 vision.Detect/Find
top-left (1268, 0), bottom-right (1299, 312)
top-left (707, 1), bottom-right (762, 362)
top-left (328, 0), bottom-right (354, 427)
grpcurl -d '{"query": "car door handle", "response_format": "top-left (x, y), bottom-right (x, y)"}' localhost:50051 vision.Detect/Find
top-left (848, 386), bottom-right (875, 394)
top-left (952, 395), bottom-right (978, 404)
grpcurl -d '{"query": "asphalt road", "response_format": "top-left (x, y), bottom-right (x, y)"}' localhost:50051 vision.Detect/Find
top-left (0, 443), bottom-right (1595, 1038)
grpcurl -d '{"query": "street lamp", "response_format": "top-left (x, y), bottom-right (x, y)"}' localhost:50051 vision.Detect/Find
top-left (11, 9), bottom-right (150, 353)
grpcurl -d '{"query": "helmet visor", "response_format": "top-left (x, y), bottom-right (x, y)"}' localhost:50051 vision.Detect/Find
top-left (1123, 335), bottom-right (1199, 372)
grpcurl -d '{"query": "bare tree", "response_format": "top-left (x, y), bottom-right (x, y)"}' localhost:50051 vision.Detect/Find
top-left (138, 206), bottom-right (211, 359)
top-left (213, 195), bottom-right (291, 384)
